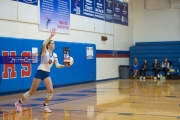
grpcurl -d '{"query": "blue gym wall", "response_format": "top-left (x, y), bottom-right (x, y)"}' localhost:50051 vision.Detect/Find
top-left (0, 37), bottom-right (96, 94)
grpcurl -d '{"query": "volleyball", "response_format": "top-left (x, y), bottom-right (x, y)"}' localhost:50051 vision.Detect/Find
top-left (64, 56), bottom-right (74, 66)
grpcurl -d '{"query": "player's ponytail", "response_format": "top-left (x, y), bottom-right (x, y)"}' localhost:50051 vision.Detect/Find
top-left (39, 47), bottom-right (43, 56)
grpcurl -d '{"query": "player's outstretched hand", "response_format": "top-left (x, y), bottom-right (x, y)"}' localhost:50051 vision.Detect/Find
top-left (50, 28), bottom-right (56, 37)
top-left (64, 63), bottom-right (70, 67)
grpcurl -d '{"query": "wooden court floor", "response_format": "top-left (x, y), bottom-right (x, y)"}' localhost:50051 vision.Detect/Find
top-left (0, 79), bottom-right (180, 120)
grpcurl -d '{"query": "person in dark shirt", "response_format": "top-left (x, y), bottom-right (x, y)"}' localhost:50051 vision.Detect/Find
top-left (152, 58), bottom-right (161, 80)
top-left (167, 60), bottom-right (173, 67)
top-left (139, 60), bottom-right (148, 80)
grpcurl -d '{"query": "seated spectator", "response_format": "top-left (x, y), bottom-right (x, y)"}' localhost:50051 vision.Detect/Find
top-left (152, 58), bottom-right (161, 80)
top-left (132, 58), bottom-right (139, 78)
top-left (162, 58), bottom-right (170, 77)
top-left (167, 60), bottom-right (173, 67)
top-left (139, 60), bottom-right (149, 80)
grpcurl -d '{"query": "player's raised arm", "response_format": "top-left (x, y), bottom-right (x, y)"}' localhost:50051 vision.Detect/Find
top-left (42, 28), bottom-right (56, 52)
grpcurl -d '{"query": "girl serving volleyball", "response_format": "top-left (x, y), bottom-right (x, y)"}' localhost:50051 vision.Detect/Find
top-left (15, 28), bottom-right (68, 113)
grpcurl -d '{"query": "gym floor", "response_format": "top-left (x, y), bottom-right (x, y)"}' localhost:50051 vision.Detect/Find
top-left (0, 79), bottom-right (180, 120)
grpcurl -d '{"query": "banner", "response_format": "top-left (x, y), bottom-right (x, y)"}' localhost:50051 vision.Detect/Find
top-left (94, 0), bottom-right (104, 20)
top-left (83, 0), bottom-right (95, 18)
top-left (113, 2), bottom-right (121, 24)
top-left (105, 0), bottom-right (113, 22)
top-left (12, 0), bottom-right (38, 6)
top-left (71, 0), bottom-right (83, 15)
top-left (39, 0), bottom-right (70, 34)
top-left (113, 0), bottom-right (124, 4)
top-left (120, 3), bottom-right (128, 26)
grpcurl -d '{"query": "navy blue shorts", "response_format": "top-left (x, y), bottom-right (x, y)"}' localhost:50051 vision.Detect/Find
top-left (34, 70), bottom-right (50, 80)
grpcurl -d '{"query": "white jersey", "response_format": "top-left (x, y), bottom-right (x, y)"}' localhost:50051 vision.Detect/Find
top-left (37, 49), bottom-right (58, 72)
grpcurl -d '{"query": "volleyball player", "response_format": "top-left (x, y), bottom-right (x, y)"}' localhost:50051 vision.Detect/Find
top-left (15, 28), bottom-right (67, 113)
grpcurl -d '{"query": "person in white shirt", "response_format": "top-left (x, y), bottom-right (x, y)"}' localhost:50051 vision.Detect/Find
top-left (15, 28), bottom-right (68, 113)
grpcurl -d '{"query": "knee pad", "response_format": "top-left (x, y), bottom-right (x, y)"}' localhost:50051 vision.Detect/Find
top-left (46, 93), bottom-right (53, 100)
top-left (23, 91), bottom-right (30, 99)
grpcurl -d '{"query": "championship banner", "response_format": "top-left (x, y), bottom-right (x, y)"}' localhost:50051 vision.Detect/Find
top-left (12, 0), bottom-right (38, 6)
top-left (113, 2), bottom-right (121, 24)
top-left (105, 0), bottom-right (113, 22)
top-left (71, 0), bottom-right (83, 16)
top-left (120, 2), bottom-right (128, 26)
top-left (94, 0), bottom-right (105, 20)
top-left (83, 0), bottom-right (95, 18)
top-left (39, 0), bottom-right (70, 34)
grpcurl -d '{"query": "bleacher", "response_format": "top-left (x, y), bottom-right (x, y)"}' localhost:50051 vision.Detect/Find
top-left (129, 41), bottom-right (180, 78)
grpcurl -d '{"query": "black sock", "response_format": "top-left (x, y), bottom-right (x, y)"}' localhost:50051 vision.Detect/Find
top-left (19, 99), bottom-right (23, 104)
top-left (44, 103), bottom-right (48, 107)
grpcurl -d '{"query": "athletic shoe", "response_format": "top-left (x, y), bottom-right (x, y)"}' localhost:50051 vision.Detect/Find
top-left (42, 106), bottom-right (52, 113)
top-left (15, 102), bottom-right (22, 112)
top-left (157, 74), bottom-right (160, 78)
